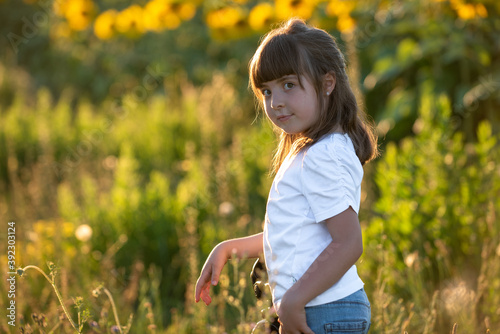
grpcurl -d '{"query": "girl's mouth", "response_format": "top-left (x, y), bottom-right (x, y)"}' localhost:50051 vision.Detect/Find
top-left (277, 115), bottom-right (292, 122)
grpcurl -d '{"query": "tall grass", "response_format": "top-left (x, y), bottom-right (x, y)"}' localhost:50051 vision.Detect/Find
top-left (0, 75), bottom-right (498, 333)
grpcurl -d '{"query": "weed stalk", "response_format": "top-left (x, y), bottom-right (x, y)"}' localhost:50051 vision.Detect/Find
top-left (17, 263), bottom-right (81, 333)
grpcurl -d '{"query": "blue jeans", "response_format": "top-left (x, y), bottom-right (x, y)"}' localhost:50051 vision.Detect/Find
top-left (305, 289), bottom-right (371, 334)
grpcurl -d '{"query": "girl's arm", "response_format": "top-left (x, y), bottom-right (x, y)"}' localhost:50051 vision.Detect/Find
top-left (194, 232), bottom-right (263, 305)
top-left (277, 207), bottom-right (363, 334)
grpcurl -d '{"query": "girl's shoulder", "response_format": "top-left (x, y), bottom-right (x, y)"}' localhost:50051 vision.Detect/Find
top-left (307, 132), bottom-right (356, 158)
top-left (301, 133), bottom-right (362, 177)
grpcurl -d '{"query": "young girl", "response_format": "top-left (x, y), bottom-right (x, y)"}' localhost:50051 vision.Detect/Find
top-left (195, 18), bottom-right (378, 334)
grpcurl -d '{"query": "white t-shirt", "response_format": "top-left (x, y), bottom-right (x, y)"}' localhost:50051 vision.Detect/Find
top-left (263, 133), bottom-right (364, 311)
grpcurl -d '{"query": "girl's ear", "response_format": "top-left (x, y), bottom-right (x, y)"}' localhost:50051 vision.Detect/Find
top-left (323, 72), bottom-right (336, 95)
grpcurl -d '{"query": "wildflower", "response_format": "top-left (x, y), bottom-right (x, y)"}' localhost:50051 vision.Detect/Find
top-left (89, 320), bottom-right (100, 329)
top-left (404, 251), bottom-right (418, 268)
top-left (92, 286), bottom-right (103, 297)
top-left (219, 202), bottom-right (235, 217)
top-left (62, 222), bottom-right (74, 238)
top-left (442, 281), bottom-right (475, 316)
top-left (33, 220), bottom-right (55, 237)
top-left (73, 297), bottom-right (83, 308)
top-left (111, 325), bottom-right (121, 333)
top-left (94, 9), bottom-right (118, 40)
top-left (239, 276), bottom-right (246, 288)
top-left (249, 3), bottom-right (275, 31)
top-left (47, 261), bottom-right (57, 272)
top-left (75, 224), bottom-right (93, 242)
top-left (32, 313), bottom-right (48, 328)
top-left (219, 274), bottom-right (230, 288)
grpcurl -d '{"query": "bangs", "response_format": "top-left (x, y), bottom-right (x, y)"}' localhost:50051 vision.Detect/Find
top-left (250, 34), bottom-right (306, 93)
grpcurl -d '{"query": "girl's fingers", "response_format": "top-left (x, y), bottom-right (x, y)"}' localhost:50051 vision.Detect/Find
top-left (210, 264), bottom-right (220, 286)
top-left (195, 250), bottom-right (226, 304)
top-left (194, 278), bottom-right (202, 301)
top-left (195, 264), bottom-right (218, 304)
top-left (194, 269), bottom-right (211, 302)
top-left (200, 285), bottom-right (212, 305)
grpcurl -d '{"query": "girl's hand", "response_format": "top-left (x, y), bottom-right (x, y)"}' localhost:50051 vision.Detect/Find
top-left (277, 291), bottom-right (314, 334)
top-left (194, 242), bottom-right (229, 305)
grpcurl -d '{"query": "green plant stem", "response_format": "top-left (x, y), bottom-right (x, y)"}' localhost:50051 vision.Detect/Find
top-left (78, 308), bottom-right (81, 332)
top-left (21, 265), bottom-right (80, 333)
top-left (103, 287), bottom-right (123, 334)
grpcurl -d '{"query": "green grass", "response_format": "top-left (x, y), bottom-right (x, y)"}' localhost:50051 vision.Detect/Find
top-left (0, 76), bottom-right (498, 333)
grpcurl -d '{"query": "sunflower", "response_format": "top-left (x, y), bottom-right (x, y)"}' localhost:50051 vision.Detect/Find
top-left (65, 0), bottom-right (97, 31)
top-left (144, 0), bottom-right (177, 31)
top-left (326, 0), bottom-right (355, 18)
top-left (249, 3), bottom-right (275, 31)
top-left (115, 5), bottom-right (145, 38)
top-left (94, 9), bottom-right (117, 39)
top-left (336, 14), bottom-right (355, 33)
top-left (207, 6), bottom-right (250, 39)
top-left (162, 10), bottom-right (182, 30)
top-left (206, 7), bottom-right (245, 29)
top-left (174, 2), bottom-right (197, 21)
top-left (450, 0), bottom-right (488, 20)
top-left (475, 3), bottom-right (488, 18)
top-left (275, 0), bottom-right (315, 20)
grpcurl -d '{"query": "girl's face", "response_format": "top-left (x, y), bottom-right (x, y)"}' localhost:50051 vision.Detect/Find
top-left (260, 74), bottom-right (321, 135)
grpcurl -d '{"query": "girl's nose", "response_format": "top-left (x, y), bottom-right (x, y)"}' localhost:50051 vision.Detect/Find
top-left (271, 93), bottom-right (284, 110)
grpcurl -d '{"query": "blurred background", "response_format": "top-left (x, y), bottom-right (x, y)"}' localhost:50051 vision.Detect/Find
top-left (0, 0), bottom-right (499, 333)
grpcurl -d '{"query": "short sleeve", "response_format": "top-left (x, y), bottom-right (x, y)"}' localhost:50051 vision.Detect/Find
top-left (300, 135), bottom-right (363, 223)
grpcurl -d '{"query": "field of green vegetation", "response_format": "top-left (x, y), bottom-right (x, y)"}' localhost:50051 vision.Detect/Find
top-left (1, 0), bottom-right (499, 333)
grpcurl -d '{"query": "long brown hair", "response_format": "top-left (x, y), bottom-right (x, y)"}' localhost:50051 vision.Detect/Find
top-left (249, 18), bottom-right (378, 174)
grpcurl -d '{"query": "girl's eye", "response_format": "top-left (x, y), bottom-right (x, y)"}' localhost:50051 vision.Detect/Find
top-left (284, 82), bottom-right (294, 89)
top-left (261, 89), bottom-right (271, 96)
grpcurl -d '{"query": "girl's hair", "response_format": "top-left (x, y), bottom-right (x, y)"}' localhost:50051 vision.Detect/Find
top-left (249, 18), bottom-right (378, 174)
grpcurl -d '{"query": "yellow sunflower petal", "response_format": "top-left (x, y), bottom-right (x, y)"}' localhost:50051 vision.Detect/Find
top-left (94, 9), bottom-right (118, 39)
top-left (177, 3), bottom-right (197, 21)
top-left (249, 3), bottom-right (275, 31)
top-left (337, 14), bottom-right (355, 33)
top-left (275, 0), bottom-right (315, 20)
top-left (475, 3), bottom-right (488, 18)
top-left (115, 5), bottom-right (145, 38)
top-left (65, 0), bottom-right (96, 31)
